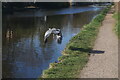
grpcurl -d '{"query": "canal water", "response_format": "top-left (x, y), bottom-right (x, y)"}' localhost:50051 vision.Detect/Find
top-left (2, 6), bottom-right (103, 78)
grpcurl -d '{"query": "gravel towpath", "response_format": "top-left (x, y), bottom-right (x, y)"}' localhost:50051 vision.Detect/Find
top-left (79, 10), bottom-right (118, 78)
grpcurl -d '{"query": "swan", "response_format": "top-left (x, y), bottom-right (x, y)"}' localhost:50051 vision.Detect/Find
top-left (44, 28), bottom-right (62, 43)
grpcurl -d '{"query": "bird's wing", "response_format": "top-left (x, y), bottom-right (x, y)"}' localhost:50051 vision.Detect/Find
top-left (44, 30), bottom-right (52, 38)
top-left (52, 30), bottom-right (60, 34)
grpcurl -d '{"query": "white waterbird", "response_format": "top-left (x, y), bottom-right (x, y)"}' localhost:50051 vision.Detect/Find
top-left (44, 28), bottom-right (62, 43)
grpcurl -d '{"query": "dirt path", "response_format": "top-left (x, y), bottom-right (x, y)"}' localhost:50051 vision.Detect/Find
top-left (79, 9), bottom-right (118, 78)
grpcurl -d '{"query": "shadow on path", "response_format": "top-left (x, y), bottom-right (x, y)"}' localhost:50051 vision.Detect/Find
top-left (69, 47), bottom-right (105, 54)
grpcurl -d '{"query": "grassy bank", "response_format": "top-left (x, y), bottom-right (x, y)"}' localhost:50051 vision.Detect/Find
top-left (41, 6), bottom-right (111, 78)
top-left (113, 12), bottom-right (120, 38)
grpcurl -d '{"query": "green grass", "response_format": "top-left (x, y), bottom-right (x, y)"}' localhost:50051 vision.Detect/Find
top-left (40, 6), bottom-right (111, 78)
top-left (113, 12), bottom-right (120, 38)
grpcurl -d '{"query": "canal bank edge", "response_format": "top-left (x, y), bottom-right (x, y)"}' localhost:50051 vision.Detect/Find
top-left (40, 5), bottom-right (111, 78)
top-left (113, 12), bottom-right (120, 38)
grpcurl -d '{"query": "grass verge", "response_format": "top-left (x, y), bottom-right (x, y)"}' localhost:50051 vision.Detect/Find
top-left (113, 12), bottom-right (120, 38)
top-left (41, 6), bottom-right (111, 78)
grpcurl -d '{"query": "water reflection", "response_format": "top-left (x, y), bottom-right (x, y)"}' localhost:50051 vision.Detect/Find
top-left (2, 7), bottom-right (103, 78)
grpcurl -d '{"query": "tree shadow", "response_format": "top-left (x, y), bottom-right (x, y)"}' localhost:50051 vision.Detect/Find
top-left (69, 46), bottom-right (105, 54)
